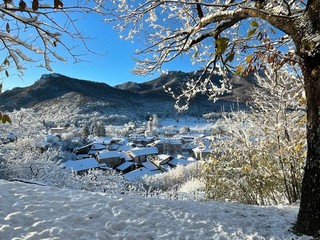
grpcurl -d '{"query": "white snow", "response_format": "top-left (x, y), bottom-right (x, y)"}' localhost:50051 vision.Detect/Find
top-left (129, 147), bottom-right (159, 157)
top-left (123, 167), bottom-right (161, 182)
top-left (0, 180), bottom-right (312, 240)
top-left (141, 161), bottom-right (160, 171)
top-left (160, 117), bottom-right (212, 130)
top-left (97, 150), bottom-right (121, 159)
top-left (116, 161), bottom-right (135, 171)
top-left (168, 158), bottom-right (192, 166)
top-left (64, 158), bottom-right (100, 173)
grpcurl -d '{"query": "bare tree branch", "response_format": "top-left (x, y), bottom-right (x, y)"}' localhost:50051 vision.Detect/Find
top-left (0, 0), bottom-right (106, 76)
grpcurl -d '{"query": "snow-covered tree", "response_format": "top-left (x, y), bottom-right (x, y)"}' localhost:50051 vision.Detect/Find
top-left (81, 125), bottom-right (90, 139)
top-left (205, 67), bottom-right (305, 204)
top-left (250, 67), bottom-right (306, 204)
top-left (106, 1), bottom-right (320, 235)
top-left (92, 121), bottom-right (106, 137)
top-left (0, 108), bottom-right (45, 139)
top-left (97, 122), bottom-right (106, 137)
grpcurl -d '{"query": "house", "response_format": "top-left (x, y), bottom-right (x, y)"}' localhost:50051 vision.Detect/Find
top-left (74, 143), bottom-right (92, 155)
top-left (130, 134), bottom-right (155, 147)
top-left (118, 145), bottom-right (131, 152)
top-left (108, 143), bottom-right (120, 151)
top-left (152, 154), bottom-right (172, 166)
top-left (73, 143), bottom-right (94, 155)
top-left (102, 137), bottom-right (125, 150)
top-left (116, 161), bottom-right (136, 174)
top-left (64, 158), bottom-right (100, 173)
top-left (96, 150), bottom-right (123, 168)
top-left (153, 138), bottom-right (182, 155)
top-left (127, 147), bottom-right (159, 163)
top-left (119, 152), bottom-right (133, 161)
top-left (192, 146), bottom-right (212, 160)
top-left (141, 161), bottom-right (161, 172)
top-left (88, 143), bottom-right (107, 156)
top-left (181, 142), bottom-right (197, 156)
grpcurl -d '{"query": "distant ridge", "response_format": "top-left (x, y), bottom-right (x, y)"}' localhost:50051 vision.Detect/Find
top-left (0, 73), bottom-right (136, 111)
top-left (0, 71), bottom-right (252, 123)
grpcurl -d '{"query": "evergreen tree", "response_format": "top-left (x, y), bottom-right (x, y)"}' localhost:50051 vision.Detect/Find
top-left (81, 125), bottom-right (90, 139)
top-left (97, 122), bottom-right (106, 137)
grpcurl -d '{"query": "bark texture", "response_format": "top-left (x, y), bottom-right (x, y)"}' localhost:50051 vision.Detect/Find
top-left (294, 1), bottom-right (320, 236)
top-left (294, 53), bottom-right (320, 236)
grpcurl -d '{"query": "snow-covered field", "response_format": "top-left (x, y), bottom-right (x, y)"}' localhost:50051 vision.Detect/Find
top-left (0, 180), bottom-right (311, 240)
top-left (160, 117), bottom-right (211, 130)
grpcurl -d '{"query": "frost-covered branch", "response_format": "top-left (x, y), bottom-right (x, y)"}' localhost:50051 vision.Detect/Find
top-left (106, 0), bottom-right (307, 109)
top-left (0, 0), bottom-right (106, 77)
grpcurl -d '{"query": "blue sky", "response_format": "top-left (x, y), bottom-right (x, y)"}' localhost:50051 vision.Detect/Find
top-left (2, 12), bottom-right (198, 92)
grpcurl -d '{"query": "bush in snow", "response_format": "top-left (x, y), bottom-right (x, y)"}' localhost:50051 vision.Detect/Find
top-left (204, 68), bottom-right (305, 205)
top-left (65, 169), bottom-right (142, 195)
top-left (141, 162), bottom-right (204, 199)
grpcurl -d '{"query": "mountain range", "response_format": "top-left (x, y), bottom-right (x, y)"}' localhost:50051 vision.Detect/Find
top-left (0, 71), bottom-right (253, 125)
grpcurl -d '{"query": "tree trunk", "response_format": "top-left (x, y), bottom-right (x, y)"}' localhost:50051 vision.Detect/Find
top-left (294, 51), bottom-right (320, 236)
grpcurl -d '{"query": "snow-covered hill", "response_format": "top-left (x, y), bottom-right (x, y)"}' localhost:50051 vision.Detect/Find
top-left (0, 72), bottom-right (249, 125)
top-left (0, 180), bottom-right (311, 239)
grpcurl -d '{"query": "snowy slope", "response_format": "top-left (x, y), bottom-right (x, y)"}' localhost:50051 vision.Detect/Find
top-left (0, 180), bottom-right (311, 240)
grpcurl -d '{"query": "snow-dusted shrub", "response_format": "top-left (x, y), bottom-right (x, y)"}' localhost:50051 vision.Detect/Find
top-left (3, 143), bottom-right (69, 185)
top-left (204, 148), bottom-right (283, 205)
top-left (142, 162), bottom-right (202, 196)
top-left (204, 69), bottom-right (305, 205)
top-left (177, 178), bottom-right (205, 200)
top-left (1, 139), bottom-right (136, 194)
top-left (0, 155), bottom-right (9, 180)
top-left (64, 169), bottom-right (140, 195)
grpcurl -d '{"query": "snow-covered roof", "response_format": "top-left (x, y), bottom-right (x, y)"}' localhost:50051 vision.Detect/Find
top-left (129, 147), bottom-right (158, 157)
top-left (109, 143), bottom-right (119, 150)
top-left (118, 139), bottom-right (128, 145)
top-left (182, 143), bottom-right (197, 150)
top-left (157, 154), bottom-right (171, 161)
top-left (91, 143), bottom-right (107, 150)
top-left (119, 152), bottom-right (133, 161)
top-left (97, 150), bottom-right (121, 159)
top-left (154, 154), bottom-right (171, 165)
top-left (192, 147), bottom-right (213, 153)
top-left (64, 158), bottom-right (99, 172)
top-left (75, 143), bottom-right (92, 150)
top-left (76, 154), bottom-right (90, 160)
top-left (168, 158), bottom-right (191, 167)
top-left (98, 163), bottom-right (113, 171)
top-left (118, 145), bottom-right (131, 152)
top-left (123, 167), bottom-right (161, 182)
top-left (160, 164), bottom-right (171, 171)
top-left (88, 149), bottom-right (100, 155)
top-left (141, 161), bottom-right (159, 171)
top-left (155, 138), bottom-right (182, 145)
top-left (95, 138), bottom-right (112, 145)
top-left (49, 127), bottom-right (65, 134)
top-left (50, 127), bottom-right (65, 130)
top-left (116, 161), bottom-right (135, 172)
top-left (187, 157), bottom-right (197, 162)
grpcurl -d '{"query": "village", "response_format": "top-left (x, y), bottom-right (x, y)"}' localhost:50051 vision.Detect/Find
top-left (51, 116), bottom-right (214, 182)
